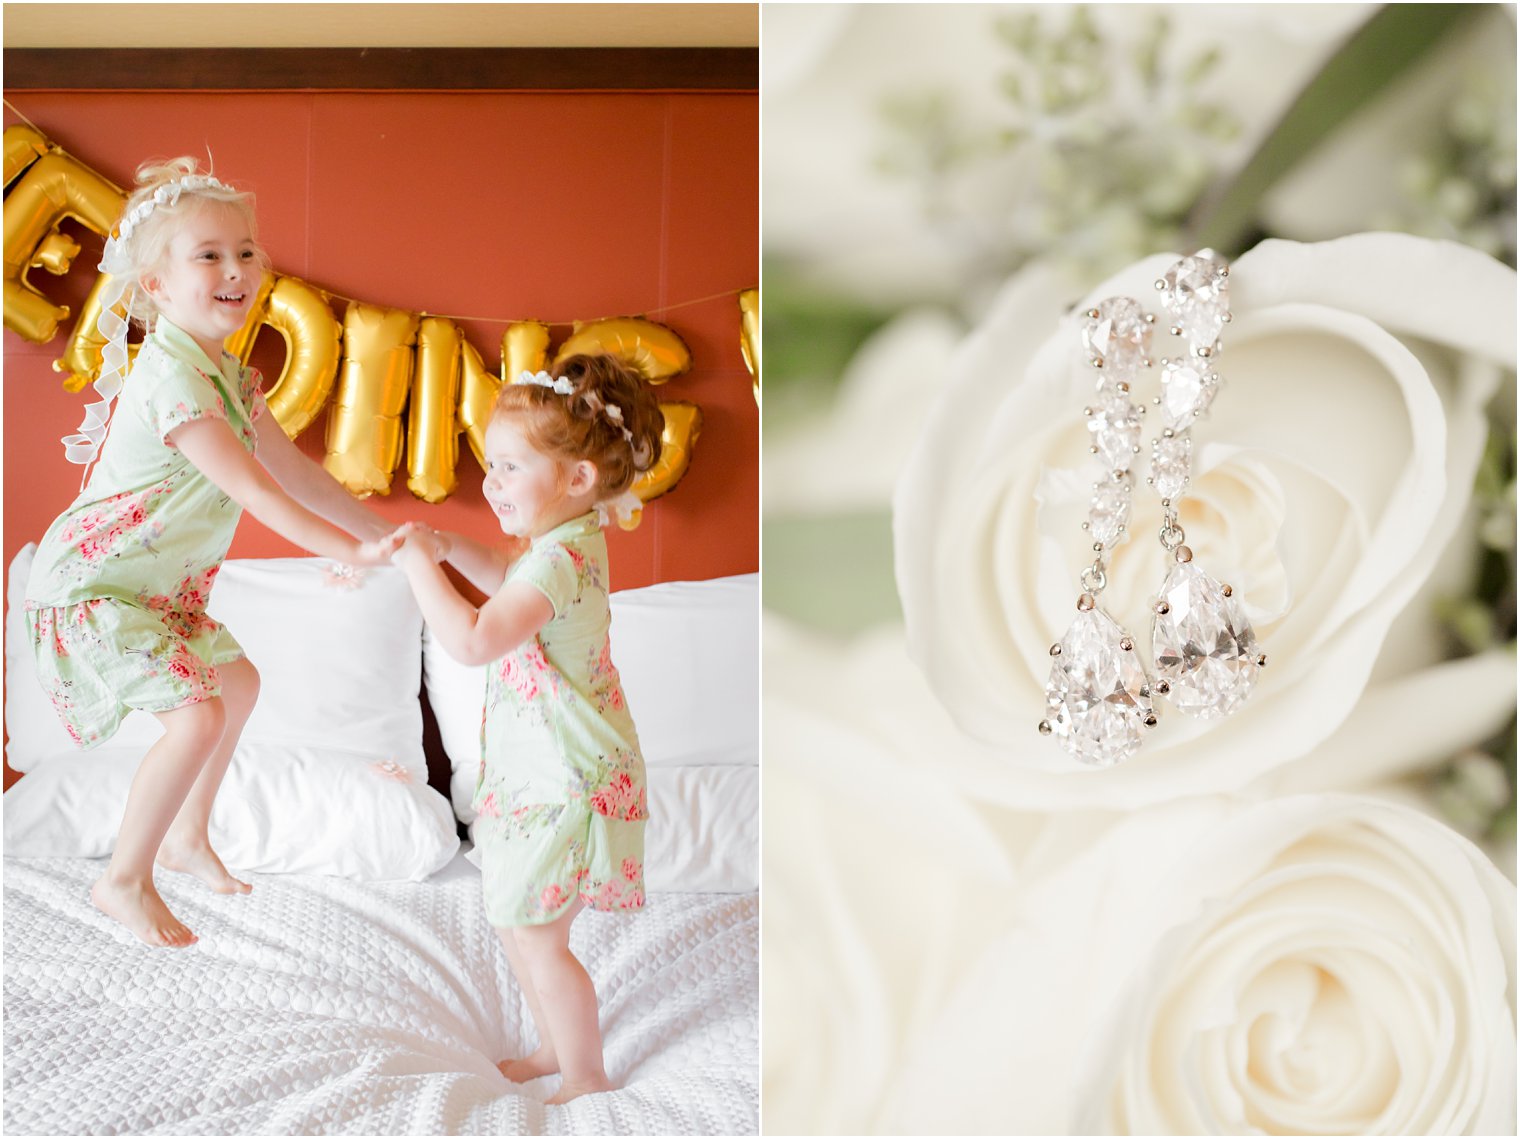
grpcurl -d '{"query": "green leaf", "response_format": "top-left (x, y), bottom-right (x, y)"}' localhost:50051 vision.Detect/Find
top-left (1187, 4), bottom-right (1488, 255)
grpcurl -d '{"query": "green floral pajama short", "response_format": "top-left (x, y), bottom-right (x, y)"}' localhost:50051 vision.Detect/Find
top-left (26, 597), bottom-right (243, 748)
top-left (474, 802), bottom-right (645, 927)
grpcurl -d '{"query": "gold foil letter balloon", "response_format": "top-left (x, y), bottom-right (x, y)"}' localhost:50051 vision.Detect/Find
top-left (553, 317), bottom-right (690, 382)
top-left (459, 321), bottom-right (549, 468)
top-left (637, 401), bottom-right (703, 504)
top-left (224, 274), bottom-right (343, 437)
top-left (4, 124), bottom-right (50, 188)
top-left (324, 302), bottom-right (419, 496)
top-left (502, 318), bottom-right (552, 382)
top-left (3, 144), bottom-right (124, 343)
top-left (407, 317), bottom-right (464, 503)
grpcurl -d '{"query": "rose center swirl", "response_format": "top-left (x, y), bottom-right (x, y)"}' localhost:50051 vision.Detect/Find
top-left (1122, 850), bottom-right (1475, 1134)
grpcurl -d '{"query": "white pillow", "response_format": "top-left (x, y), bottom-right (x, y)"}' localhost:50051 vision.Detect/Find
top-left (209, 557), bottom-right (426, 766)
top-left (7, 546), bottom-right (426, 775)
top-left (3, 742), bottom-right (458, 881)
top-left (643, 764), bottom-right (758, 892)
top-left (425, 574), bottom-right (761, 816)
top-left (423, 636), bottom-right (488, 818)
top-left (5, 545), bottom-right (454, 881)
top-left (611, 574), bottom-right (760, 768)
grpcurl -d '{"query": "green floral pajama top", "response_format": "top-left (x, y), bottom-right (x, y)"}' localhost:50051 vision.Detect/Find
top-left (25, 318), bottom-right (266, 747)
top-left (473, 511), bottom-right (649, 928)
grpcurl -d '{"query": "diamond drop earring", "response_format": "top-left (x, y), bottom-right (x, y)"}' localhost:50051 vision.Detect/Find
top-left (1038, 297), bottom-right (1158, 766)
top-left (1146, 251), bottom-right (1266, 718)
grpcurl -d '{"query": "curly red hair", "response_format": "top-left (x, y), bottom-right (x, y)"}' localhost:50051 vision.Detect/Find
top-left (493, 354), bottom-right (665, 496)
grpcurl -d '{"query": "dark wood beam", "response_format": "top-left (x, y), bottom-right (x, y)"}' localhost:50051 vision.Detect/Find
top-left (3, 47), bottom-right (757, 91)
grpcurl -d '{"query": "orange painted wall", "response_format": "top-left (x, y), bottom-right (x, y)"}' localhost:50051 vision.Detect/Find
top-left (3, 90), bottom-right (758, 594)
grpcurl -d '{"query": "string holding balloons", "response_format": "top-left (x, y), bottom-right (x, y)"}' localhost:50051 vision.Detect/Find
top-left (2, 124), bottom-right (755, 521)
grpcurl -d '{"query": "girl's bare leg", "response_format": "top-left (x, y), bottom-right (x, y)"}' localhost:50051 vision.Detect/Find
top-left (495, 925), bottom-right (561, 1082)
top-left (90, 697), bottom-right (227, 948)
top-left (155, 657), bottom-right (258, 894)
top-left (512, 901), bottom-right (616, 1103)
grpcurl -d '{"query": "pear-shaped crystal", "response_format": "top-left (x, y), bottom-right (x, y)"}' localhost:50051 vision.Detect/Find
top-left (1160, 358), bottom-right (1216, 430)
top-left (1152, 561), bottom-right (1261, 717)
top-left (1043, 607), bottom-right (1154, 766)
top-left (1151, 433), bottom-right (1191, 501)
top-left (1088, 395), bottom-right (1142, 473)
top-left (1158, 253), bottom-right (1230, 349)
top-left (1088, 479), bottom-right (1130, 546)
top-left (1080, 297), bottom-right (1151, 380)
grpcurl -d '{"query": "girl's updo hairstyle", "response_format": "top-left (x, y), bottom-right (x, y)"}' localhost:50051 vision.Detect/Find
top-left (493, 353), bottom-right (665, 497)
top-left (110, 157), bottom-right (267, 329)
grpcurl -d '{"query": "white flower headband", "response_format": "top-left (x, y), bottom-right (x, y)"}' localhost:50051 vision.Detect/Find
top-left (62, 173), bottom-right (236, 486)
top-left (111, 174), bottom-right (232, 248)
top-left (520, 370), bottom-right (576, 396)
top-left (517, 369), bottom-right (654, 468)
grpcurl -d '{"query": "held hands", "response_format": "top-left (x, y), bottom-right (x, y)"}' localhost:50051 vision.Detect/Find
top-left (351, 526), bottom-right (412, 566)
top-left (349, 523), bottom-right (449, 566)
top-left (390, 521), bottom-right (451, 566)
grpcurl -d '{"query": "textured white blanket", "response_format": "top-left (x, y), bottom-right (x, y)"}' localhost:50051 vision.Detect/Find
top-left (3, 853), bottom-right (758, 1135)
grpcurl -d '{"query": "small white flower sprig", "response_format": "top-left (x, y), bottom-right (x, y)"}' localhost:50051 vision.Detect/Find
top-left (516, 369), bottom-right (639, 450)
top-left (519, 369), bottom-right (574, 395)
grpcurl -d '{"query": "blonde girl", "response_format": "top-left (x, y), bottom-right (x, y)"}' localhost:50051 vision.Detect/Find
top-left (24, 158), bottom-right (407, 948)
top-left (392, 354), bottom-right (663, 1103)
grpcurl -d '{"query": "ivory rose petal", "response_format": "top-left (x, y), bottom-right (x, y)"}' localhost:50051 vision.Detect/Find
top-left (762, 618), bottom-right (1014, 1134)
top-left (883, 794), bottom-right (1516, 1135)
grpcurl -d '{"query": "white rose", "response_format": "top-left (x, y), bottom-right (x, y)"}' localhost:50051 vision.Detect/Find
top-left (761, 616), bottom-right (1014, 1135)
top-left (894, 234), bottom-right (1516, 807)
top-left (882, 794), bottom-right (1517, 1135)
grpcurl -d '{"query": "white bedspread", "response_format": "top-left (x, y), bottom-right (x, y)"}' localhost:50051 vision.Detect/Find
top-left (3, 853), bottom-right (758, 1135)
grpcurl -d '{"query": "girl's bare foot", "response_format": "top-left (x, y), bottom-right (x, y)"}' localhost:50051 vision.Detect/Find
top-left (497, 1047), bottom-right (559, 1083)
top-left (546, 1075), bottom-right (616, 1104)
top-left (156, 839), bottom-right (251, 895)
top-left (90, 875), bottom-right (197, 948)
